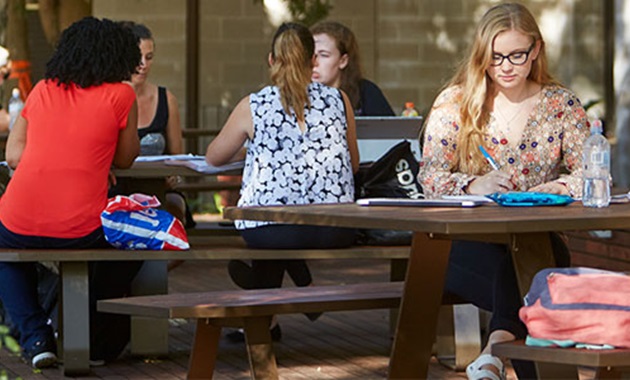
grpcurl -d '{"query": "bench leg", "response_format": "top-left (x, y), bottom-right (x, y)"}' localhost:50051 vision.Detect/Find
top-left (130, 261), bottom-right (169, 356)
top-left (435, 304), bottom-right (481, 371)
top-left (595, 367), bottom-right (627, 379)
top-left (60, 261), bottom-right (91, 376)
top-left (534, 362), bottom-right (578, 379)
top-left (243, 317), bottom-right (279, 380)
top-left (188, 319), bottom-right (221, 379)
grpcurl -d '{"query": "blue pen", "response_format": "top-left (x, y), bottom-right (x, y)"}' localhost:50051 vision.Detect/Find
top-left (479, 145), bottom-right (500, 170)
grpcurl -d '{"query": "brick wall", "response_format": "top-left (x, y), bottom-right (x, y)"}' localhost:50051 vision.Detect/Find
top-left (564, 231), bottom-right (630, 272)
top-left (93, 0), bottom-right (606, 127)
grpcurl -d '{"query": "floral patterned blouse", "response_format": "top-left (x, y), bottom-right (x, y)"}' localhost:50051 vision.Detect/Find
top-left (419, 84), bottom-right (590, 198)
top-left (236, 82), bottom-right (355, 230)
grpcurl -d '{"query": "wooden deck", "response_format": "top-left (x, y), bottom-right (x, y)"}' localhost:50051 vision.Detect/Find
top-left (0, 258), bottom-right (491, 379)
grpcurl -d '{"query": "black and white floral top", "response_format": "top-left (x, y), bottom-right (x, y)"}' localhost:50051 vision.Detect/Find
top-left (236, 82), bottom-right (354, 230)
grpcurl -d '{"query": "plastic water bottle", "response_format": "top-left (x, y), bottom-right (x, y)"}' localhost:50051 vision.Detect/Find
top-left (8, 88), bottom-right (24, 130)
top-left (401, 102), bottom-right (419, 117)
top-left (582, 120), bottom-right (611, 207)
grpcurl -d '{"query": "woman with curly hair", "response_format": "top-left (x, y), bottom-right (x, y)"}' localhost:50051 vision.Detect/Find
top-left (419, 3), bottom-right (588, 379)
top-left (0, 17), bottom-right (141, 368)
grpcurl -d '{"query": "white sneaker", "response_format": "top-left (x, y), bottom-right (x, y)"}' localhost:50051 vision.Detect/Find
top-left (31, 351), bottom-right (57, 369)
top-left (466, 354), bottom-right (505, 380)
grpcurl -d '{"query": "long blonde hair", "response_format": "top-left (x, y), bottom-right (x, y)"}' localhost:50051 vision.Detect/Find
top-left (269, 22), bottom-right (314, 123)
top-left (449, 3), bottom-right (558, 174)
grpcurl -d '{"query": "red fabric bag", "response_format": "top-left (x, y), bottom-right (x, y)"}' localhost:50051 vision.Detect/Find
top-left (519, 267), bottom-right (630, 348)
top-left (101, 193), bottom-right (189, 250)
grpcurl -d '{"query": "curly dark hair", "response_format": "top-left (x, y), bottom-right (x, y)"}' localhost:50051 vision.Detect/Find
top-left (45, 17), bottom-right (140, 88)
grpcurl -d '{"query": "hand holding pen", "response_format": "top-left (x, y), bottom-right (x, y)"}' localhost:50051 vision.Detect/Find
top-left (465, 146), bottom-right (514, 194)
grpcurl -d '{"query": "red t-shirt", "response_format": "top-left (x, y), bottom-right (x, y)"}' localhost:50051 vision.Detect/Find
top-left (0, 80), bottom-right (135, 238)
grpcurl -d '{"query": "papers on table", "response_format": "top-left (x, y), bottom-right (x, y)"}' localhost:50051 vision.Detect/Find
top-left (134, 154), bottom-right (202, 162)
top-left (356, 194), bottom-right (495, 208)
top-left (356, 198), bottom-right (486, 208)
top-left (134, 155), bottom-right (244, 174)
top-left (441, 195), bottom-right (495, 204)
top-left (611, 191), bottom-right (630, 204)
top-left (164, 159), bottom-right (244, 174)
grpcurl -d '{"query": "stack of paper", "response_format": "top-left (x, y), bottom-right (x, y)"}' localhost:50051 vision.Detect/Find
top-left (164, 159), bottom-right (244, 174)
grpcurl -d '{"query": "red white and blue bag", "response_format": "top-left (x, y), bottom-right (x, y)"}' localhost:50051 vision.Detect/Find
top-left (101, 193), bottom-right (190, 250)
top-left (519, 267), bottom-right (630, 348)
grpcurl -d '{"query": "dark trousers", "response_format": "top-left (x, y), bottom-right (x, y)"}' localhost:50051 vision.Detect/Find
top-left (240, 224), bottom-right (356, 289)
top-left (0, 221), bottom-right (142, 360)
top-left (445, 233), bottom-right (569, 379)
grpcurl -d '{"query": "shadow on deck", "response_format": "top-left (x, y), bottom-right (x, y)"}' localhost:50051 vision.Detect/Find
top-left (0, 259), bottom-right (469, 379)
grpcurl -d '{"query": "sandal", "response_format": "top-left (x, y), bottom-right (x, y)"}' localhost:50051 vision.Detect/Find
top-left (466, 354), bottom-right (506, 380)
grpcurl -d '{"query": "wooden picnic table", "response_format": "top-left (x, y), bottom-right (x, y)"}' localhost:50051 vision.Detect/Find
top-left (223, 201), bottom-right (630, 379)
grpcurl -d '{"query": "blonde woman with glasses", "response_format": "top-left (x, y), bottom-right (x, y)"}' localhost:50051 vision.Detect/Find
top-left (419, 3), bottom-right (589, 379)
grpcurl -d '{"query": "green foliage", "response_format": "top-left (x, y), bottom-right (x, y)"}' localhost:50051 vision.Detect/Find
top-left (0, 324), bottom-right (22, 380)
top-left (0, 324), bottom-right (21, 354)
top-left (254, 0), bottom-right (332, 26)
top-left (583, 98), bottom-right (602, 111)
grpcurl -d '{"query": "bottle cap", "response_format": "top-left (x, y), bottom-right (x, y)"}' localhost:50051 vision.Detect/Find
top-left (405, 102), bottom-right (415, 109)
top-left (11, 88), bottom-right (20, 98)
top-left (591, 119), bottom-right (603, 134)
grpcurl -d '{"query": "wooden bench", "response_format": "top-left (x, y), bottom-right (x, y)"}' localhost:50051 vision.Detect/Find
top-left (0, 237), bottom-right (409, 376)
top-left (492, 340), bottom-right (630, 379)
top-left (98, 282), bottom-right (403, 379)
top-left (0, 235), bottom-right (480, 375)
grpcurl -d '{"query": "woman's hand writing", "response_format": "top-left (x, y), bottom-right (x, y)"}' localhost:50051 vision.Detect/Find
top-left (466, 171), bottom-right (514, 194)
top-left (528, 181), bottom-right (568, 195)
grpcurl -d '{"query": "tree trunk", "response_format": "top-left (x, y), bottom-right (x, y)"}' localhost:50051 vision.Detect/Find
top-left (3, 0), bottom-right (26, 103)
top-left (38, 0), bottom-right (91, 47)
top-left (5, 0), bottom-right (27, 60)
top-left (38, 0), bottom-right (59, 46)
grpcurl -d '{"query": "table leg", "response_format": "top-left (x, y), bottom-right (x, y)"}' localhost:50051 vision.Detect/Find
top-left (389, 232), bottom-right (452, 379)
top-left (59, 261), bottom-right (91, 376)
top-left (510, 232), bottom-right (556, 299)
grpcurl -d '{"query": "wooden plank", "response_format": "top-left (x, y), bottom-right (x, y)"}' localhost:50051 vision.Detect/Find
top-left (97, 282), bottom-right (402, 319)
top-left (223, 203), bottom-right (630, 236)
top-left (492, 341), bottom-right (630, 367)
top-left (0, 242), bottom-right (410, 261)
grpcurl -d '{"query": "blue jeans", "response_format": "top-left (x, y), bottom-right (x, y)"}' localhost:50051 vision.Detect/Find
top-left (0, 221), bottom-right (142, 360)
top-left (445, 233), bottom-right (570, 379)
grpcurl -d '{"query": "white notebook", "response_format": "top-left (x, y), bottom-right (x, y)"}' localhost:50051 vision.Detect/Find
top-left (356, 198), bottom-right (486, 208)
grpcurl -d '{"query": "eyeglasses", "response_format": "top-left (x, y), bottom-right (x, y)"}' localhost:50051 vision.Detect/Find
top-left (490, 43), bottom-right (535, 66)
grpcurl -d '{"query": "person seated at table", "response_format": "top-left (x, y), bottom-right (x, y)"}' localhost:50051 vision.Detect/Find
top-left (0, 17), bottom-right (142, 368)
top-left (224, 20), bottom-right (393, 309)
top-left (310, 20), bottom-right (394, 117)
top-left (418, 3), bottom-right (589, 379)
top-left (206, 22), bottom-right (359, 342)
top-left (116, 21), bottom-right (194, 225)
top-left (116, 21), bottom-right (194, 271)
